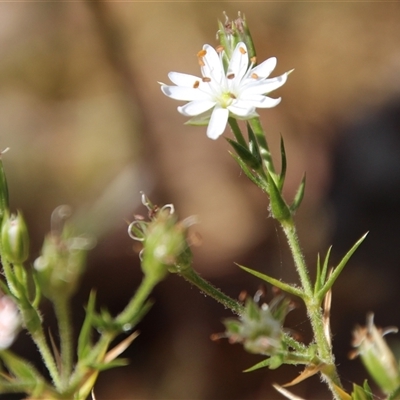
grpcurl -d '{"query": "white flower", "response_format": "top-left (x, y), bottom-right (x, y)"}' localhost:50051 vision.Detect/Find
top-left (160, 42), bottom-right (289, 140)
top-left (0, 295), bottom-right (21, 349)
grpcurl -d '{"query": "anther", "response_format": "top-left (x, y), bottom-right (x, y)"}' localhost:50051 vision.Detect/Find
top-left (227, 73), bottom-right (235, 79)
top-left (251, 73), bottom-right (259, 79)
top-left (197, 49), bottom-right (207, 58)
top-left (216, 45), bottom-right (224, 53)
top-left (239, 47), bottom-right (247, 55)
top-left (250, 56), bottom-right (257, 64)
top-left (229, 93), bottom-right (237, 99)
top-left (202, 77), bottom-right (211, 82)
top-left (193, 80), bottom-right (200, 88)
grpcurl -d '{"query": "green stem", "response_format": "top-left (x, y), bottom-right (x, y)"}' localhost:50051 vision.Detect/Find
top-left (31, 330), bottom-right (62, 390)
top-left (280, 220), bottom-right (342, 393)
top-left (280, 220), bottom-right (312, 297)
top-left (179, 268), bottom-right (244, 315)
top-left (116, 274), bottom-right (159, 326)
top-left (53, 296), bottom-right (73, 389)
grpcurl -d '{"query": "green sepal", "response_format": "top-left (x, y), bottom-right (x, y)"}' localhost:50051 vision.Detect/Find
top-left (185, 114), bottom-right (211, 126)
top-left (317, 233), bottom-right (368, 302)
top-left (228, 117), bottom-right (247, 147)
top-left (78, 290), bottom-right (97, 360)
top-left (267, 170), bottom-right (292, 222)
top-left (278, 135), bottom-right (287, 191)
top-left (226, 139), bottom-right (262, 171)
top-left (237, 264), bottom-right (304, 299)
top-left (351, 381), bottom-right (374, 400)
top-left (290, 174), bottom-right (306, 213)
top-left (314, 246), bottom-right (332, 295)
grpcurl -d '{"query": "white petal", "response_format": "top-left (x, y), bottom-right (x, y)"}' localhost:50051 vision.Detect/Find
top-left (243, 73), bottom-right (287, 95)
top-left (227, 102), bottom-right (255, 117)
top-left (178, 100), bottom-right (216, 116)
top-left (168, 72), bottom-right (202, 87)
top-left (251, 96), bottom-right (282, 108)
top-left (228, 42), bottom-right (249, 82)
top-left (201, 44), bottom-right (224, 84)
top-left (206, 106), bottom-right (229, 140)
top-left (250, 57), bottom-right (277, 78)
top-left (161, 85), bottom-right (210, 101)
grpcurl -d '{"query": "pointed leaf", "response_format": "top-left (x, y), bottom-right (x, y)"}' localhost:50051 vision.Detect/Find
top-left (237, 264), bottom-right (304, 299)
top-left (226, 138), bottom-right (262, 170)
top-left (247, 122), bottom-right (262, 165)
top-left (78, 291), bottom-right (97, 360)
top-left (278, 135), bottom-right (287, 191)
top-left (317, 233), bottom-right (368, 301)
top-left (229, 153), bottom-right (268, 192)
top-left (243, 358), bottom-right (272, 372)
top-left (282, 363), bottom-right (325, 387)
top-left (267, 170), bottom-right (292, 222)
top-left (314, 246), bottom-right (332, 295)
top-left (290, 174), bottom-right (306, 213)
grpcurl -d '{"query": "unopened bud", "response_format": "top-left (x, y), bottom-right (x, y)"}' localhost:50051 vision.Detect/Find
top-left (350, 313), bottom-right (400, 394)
top-left (1, 211), bottom-right (29, 264)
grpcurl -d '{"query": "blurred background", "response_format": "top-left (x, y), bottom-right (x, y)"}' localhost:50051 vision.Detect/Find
top-left (1, 2), bottom-right (400, 399)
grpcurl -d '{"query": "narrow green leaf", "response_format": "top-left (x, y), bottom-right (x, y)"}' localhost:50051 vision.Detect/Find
top-left (247, 122), bottom-right (262, 165)
top-left (0, 350), bottom-right (44, 383)
top-left (226, 138), bottom-right (261, 170)
top-left (228, 117), bottom-right (247, 147)
top-left (229, 152), bottom-right (268, 192)
top-left (243, 358), bottom-right (272, 372)
top-left (89, 358), bottom-right (129, 372)
top-left (267, 170), bottom-right (292, 222)
top-left (78, 291), bottom-right (97, 360)
top-left (278, 135), bottom-right (287, 191)
top-left (314, 247), bottom-right (332, 295)
top-left (317, 233), bottom-right (368, 302)
top-left (290, 174), bottom-right (306, 213)
top-left (237, 264), bottom-right (305, 299)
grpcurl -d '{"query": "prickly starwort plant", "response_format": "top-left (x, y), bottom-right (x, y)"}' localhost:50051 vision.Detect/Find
top-left (157, 12), bottom-right (400, 400)
top-left (1, 11), bottom-right (400, 400)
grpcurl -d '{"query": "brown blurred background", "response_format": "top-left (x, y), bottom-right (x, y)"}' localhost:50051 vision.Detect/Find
top-left (2, 2), bottom-right (400, 399)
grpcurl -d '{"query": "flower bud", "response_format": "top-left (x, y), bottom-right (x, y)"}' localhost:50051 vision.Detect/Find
top-left (217, 12), bottom-right (256, 64)
top-left (350, 313), bottom-right (400, 394)
top-left (141, 208), bottom-right (192, 282)
top-left (0, 295), bottom-right (21, 349)
top-left (34, 217), bottom-right (94, 300)
top-left (1, 211), bottom-right (29, 264)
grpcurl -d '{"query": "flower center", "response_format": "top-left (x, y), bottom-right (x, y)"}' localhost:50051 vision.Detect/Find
top-left (219, 92), bottom-right (236, 108)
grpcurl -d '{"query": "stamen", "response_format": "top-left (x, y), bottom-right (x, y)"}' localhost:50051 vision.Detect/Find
top-left (227, 73), bottom-right (235, 79)
top-left (198, 58), bottom-right (205, 67)
top-left (193, 80), bottom-right (200, 88)
top-left (251, 73), bottom-right (259, 79)
top-left (229, 93), bottom-right (237, 99)
top-left (202, 77), bottom-right (211, 82)
top-left (197, 49), bottom-right (207, 58)
top-left (250, 56), bottom-right (257, 64)
top-left (239, 47), bottom-right (247, 55)
top-left (216, 45), bottom-right (224, 53)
